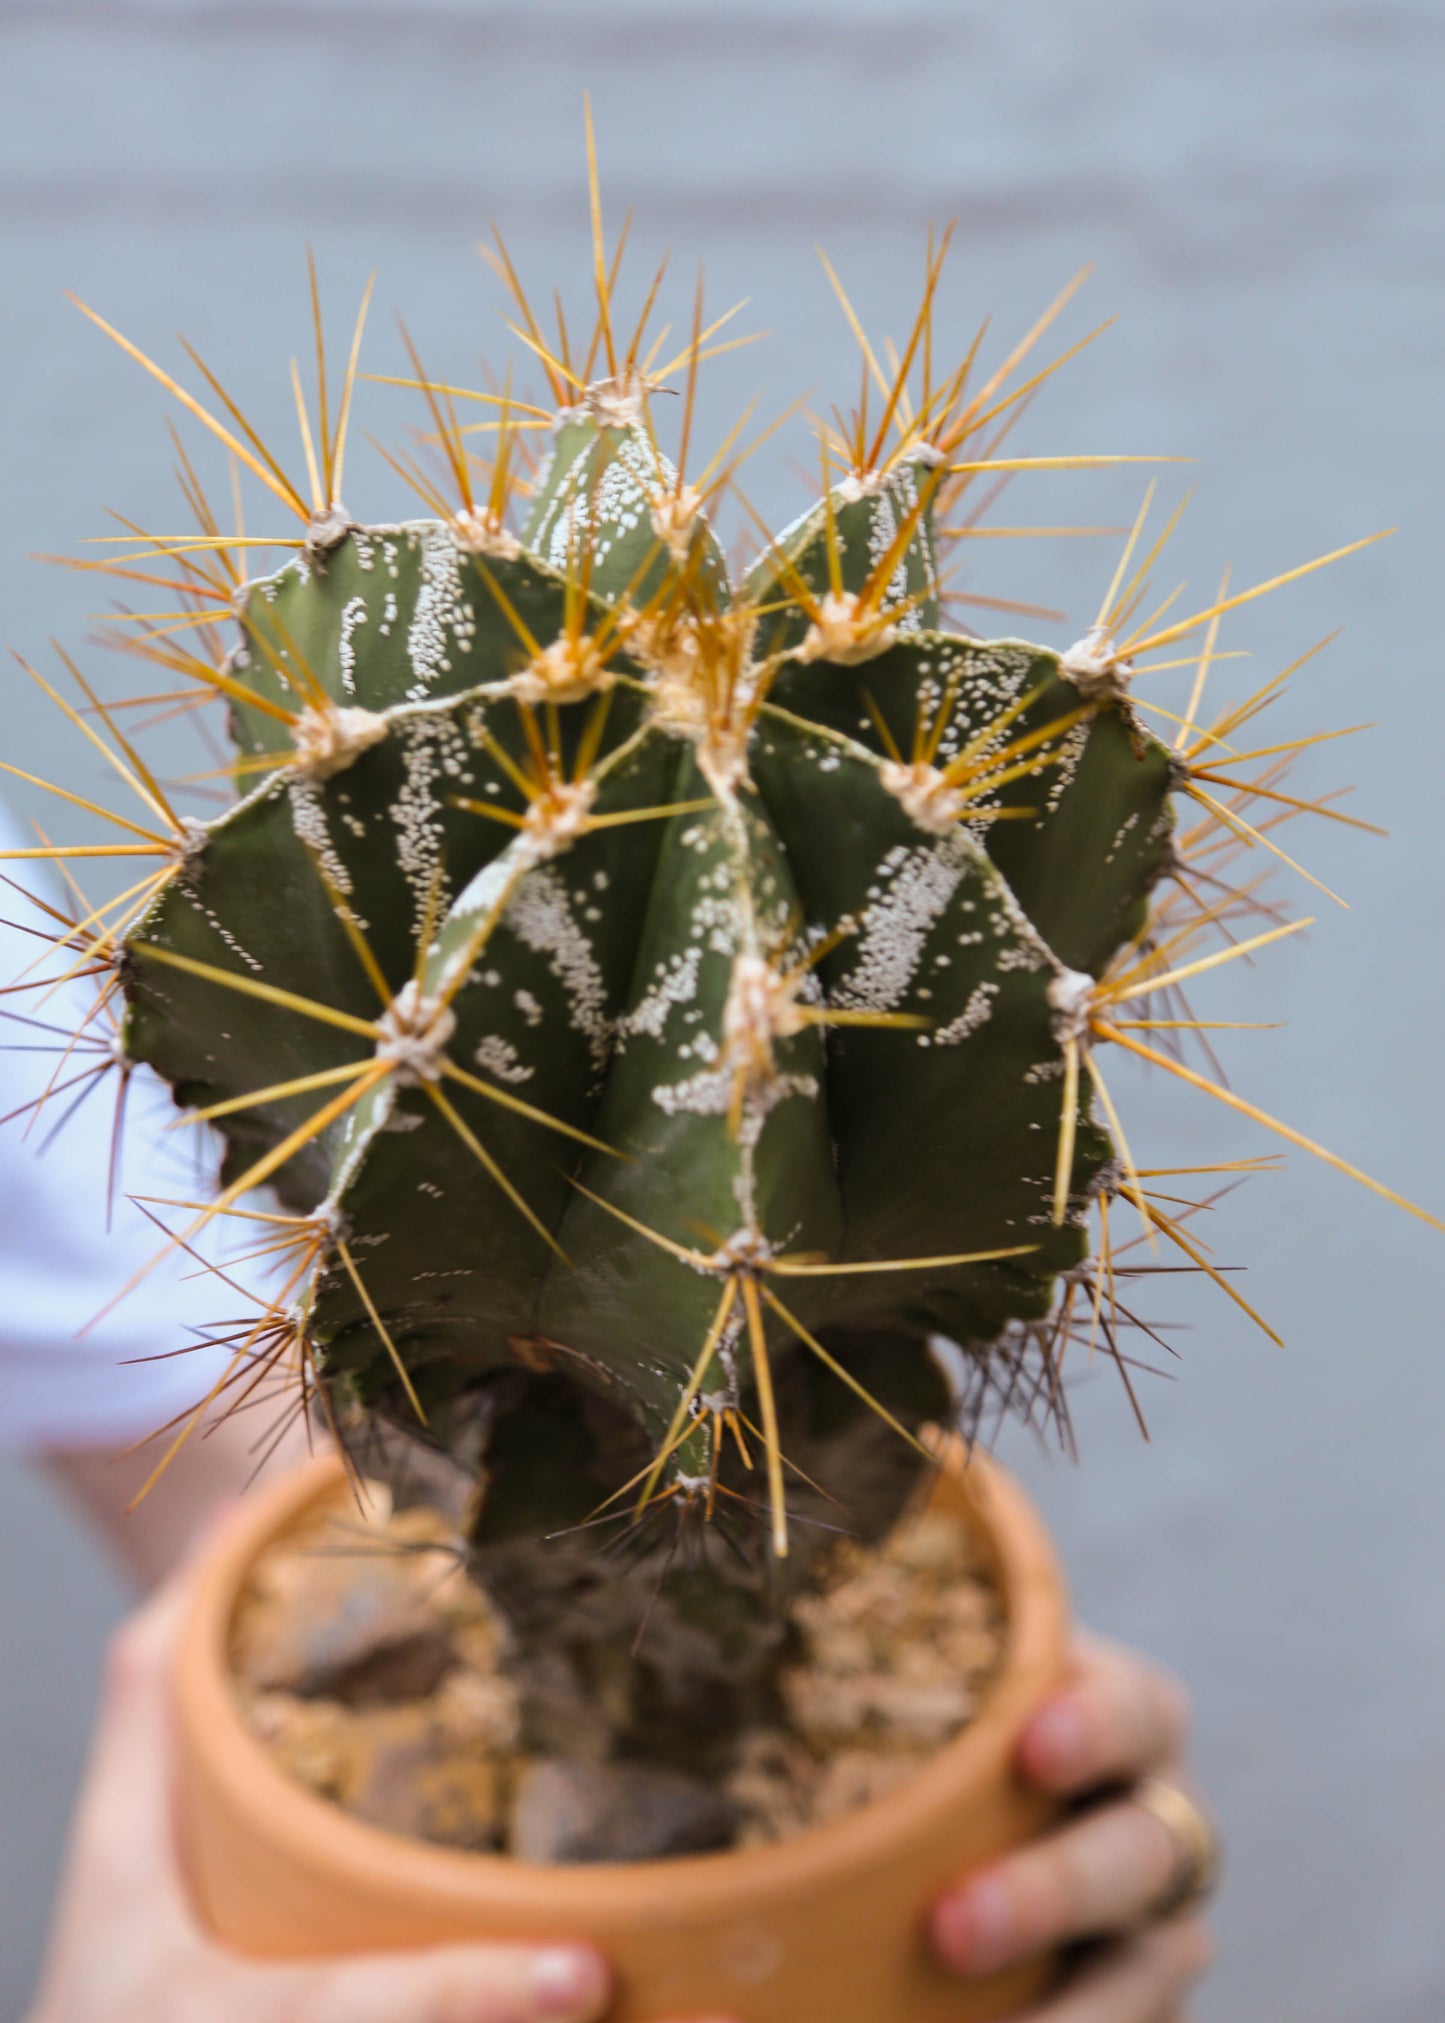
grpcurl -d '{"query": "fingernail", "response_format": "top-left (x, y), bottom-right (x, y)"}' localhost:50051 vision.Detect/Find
top-left (1023, 1693), bottom-right (1088, 1783)
top-left (527, 1946), bottom-right (611, 2018)
top-left (935, 1875), bottom-right (1014, 1975)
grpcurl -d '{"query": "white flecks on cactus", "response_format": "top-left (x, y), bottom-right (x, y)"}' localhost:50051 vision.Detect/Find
top-left (337, 596), bottom-right (370, 697)
top-left (287, 776), bottom-right (358, 903)
top-left (389, 720), bottom-right (457, 936)
top-left (406, 524), bottom-right (471, 699)
top-left (929, 980), bottom-right (1001, 1047)
top-left (1045, 719), bottom-right (1092, 812)
top-left (503, 865), bottom-right (613, 1071)
top-left (832, 834), bottom-right (974, 1013)
top-left (622, 943), bottom-right (705, 1043)
top-left (474, 1034), bottom-right (535, 1084)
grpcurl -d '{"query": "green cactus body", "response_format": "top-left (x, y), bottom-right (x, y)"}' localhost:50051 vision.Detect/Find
top-left (523, 394), bottom-right (730, 607)
top-left (123, 475), bottom-right (1168, 1459)
top-left (108, 387), bottom-right (1181, 1782)
top-left (744, 454), bottom-right (945, 648)
top-left (6, 167), bottom-right (1423, 1856)
top-left (34, 225), bottom-right (1259, 1805)
top-left (1, 146), bottom-right (1420, 1855)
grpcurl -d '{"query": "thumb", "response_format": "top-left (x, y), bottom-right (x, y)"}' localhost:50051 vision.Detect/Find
top-left (251, 1940), bottom-right (614, 2023)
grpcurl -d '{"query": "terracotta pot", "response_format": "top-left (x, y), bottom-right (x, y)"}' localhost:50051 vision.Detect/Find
top-left (174, 1445), bottom-right (1070, 2022)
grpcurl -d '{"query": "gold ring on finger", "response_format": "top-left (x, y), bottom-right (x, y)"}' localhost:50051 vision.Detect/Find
top-left (1134, 1777), bottom-right (1221, 1921)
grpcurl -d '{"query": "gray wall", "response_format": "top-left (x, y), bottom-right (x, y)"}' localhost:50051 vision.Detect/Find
top-left (2, 3), bottom-right (1442, 2016)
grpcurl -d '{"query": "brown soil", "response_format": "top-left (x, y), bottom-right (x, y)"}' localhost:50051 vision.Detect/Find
top-left (231, 1478), bottom-right (1004, 1858)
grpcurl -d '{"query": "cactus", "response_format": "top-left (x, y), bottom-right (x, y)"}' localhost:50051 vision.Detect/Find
top-left (7, 169), bottom-right (1435, 1839)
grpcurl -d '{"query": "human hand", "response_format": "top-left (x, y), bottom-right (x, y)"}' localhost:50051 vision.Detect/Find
top-left (930, 1633), bottom-right (1216, 2020)
top-left (25, 1561), bottom-right (729, 2023)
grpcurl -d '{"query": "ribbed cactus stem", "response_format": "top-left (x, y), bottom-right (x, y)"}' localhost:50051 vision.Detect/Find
top-left (29, 220), bottom-right (1400, 1834)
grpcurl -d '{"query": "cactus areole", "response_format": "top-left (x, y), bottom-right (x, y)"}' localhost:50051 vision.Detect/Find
top-left (21, 196), bottom-right (1418, 1828)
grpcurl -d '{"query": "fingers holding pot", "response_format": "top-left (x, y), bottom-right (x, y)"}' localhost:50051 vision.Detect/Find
top-left (931, 1787), bottom-right (1197, 1976)
top-left (1016, 1635), bottom-right (1192, 1796)
top-left (1016, 1918), bottom-right (1215, 2022)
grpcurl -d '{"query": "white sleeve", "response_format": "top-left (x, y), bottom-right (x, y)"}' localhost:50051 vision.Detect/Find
top-left (0, 805), bottom-right (242, 1453)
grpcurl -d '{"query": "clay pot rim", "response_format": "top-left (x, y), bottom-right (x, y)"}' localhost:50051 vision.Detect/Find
top-left (176, 1443), bottom-right (1065, 1925)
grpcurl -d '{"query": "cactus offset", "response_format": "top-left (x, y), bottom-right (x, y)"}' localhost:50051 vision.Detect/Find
top-left (8, 164), bottom-right (1434, 1837)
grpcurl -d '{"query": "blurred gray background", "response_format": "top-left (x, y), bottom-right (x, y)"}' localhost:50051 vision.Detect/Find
top-left (1, 1), bottom-right (1442, 2016)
